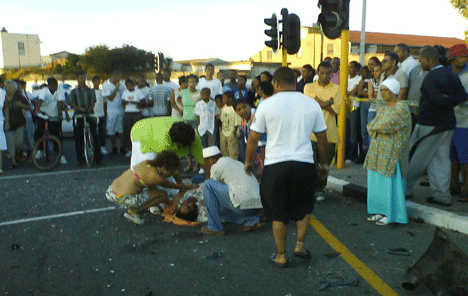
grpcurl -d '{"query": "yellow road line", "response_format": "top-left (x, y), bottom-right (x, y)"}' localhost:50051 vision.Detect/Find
top-left (310, 214), bottom-right (399, 296)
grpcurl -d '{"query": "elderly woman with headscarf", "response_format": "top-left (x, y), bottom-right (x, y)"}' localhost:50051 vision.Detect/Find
top-left (3, 80), bottom-right (30, 168)
top-left (364, 78), bottom-right (412, 226)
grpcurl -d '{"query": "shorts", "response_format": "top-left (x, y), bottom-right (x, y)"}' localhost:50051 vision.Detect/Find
top-left (449, 128), bottom-right (468, 165)
top-left (106, 185), bottom-right (149, 208)
top-left (260, 161), bottom-right (316, 224)
top-left (107, 110), bottom-right (124, 136)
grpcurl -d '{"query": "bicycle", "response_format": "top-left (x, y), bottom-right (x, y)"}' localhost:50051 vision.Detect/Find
top-left (74, 113), bottom-right (99, 168)
top-left (32, 114), bottom-right (63, 171)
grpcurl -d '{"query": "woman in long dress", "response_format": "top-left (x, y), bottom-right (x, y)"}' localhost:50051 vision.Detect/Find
top-left (364, 78), bottom-right (412, 226)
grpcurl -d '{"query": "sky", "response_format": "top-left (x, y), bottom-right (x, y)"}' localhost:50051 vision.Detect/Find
top-left (0, 0), bottom-right (466, 62)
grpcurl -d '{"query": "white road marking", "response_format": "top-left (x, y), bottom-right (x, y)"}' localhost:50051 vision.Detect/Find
top-left (0, 165), bottom-right (128, 180)
top-left (0, 206), bottom-right (118, 227)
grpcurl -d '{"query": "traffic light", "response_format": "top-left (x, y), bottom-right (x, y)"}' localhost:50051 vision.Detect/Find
top-left (154, 54), bottom-right (159, 72)
top-left (283, 13), bottom-right (301, 55)
top-left (264, 13), bottom-right (279, 54)
top-left (317, 0), bottom-right (349, 39)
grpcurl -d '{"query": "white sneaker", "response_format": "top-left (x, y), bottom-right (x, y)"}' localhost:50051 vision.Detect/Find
top-left (35, 150), bottom-right (43, 159)
top-left (123, 213), bottom-right (145, 225)
top-left (101, 147), bottom-right (109, 155)
top-left (345, 159), bottom-right (353, 165)
top-left (125, 151), bottom-right (132, 158)
top-left (60, 156), bottom-right (68, 164)
top-left (198, 168), bottom-right (205, 174)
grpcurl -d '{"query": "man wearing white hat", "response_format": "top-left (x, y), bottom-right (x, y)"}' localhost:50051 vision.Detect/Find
top-left (200, 146), bottom-right (263, 235)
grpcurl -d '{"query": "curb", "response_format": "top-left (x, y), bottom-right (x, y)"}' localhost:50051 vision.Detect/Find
top-left (326, 176), bottom-right (468, 235)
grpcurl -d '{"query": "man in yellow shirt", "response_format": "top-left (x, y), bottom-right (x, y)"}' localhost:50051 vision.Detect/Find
top-left (304, 61), bottom-right (342, 201)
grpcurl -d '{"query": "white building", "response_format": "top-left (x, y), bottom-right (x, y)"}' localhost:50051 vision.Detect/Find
top-left (0, 27), bottom-right (41, 72)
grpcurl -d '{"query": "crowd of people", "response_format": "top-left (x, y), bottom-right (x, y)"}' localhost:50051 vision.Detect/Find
top-left (1, 43), bottom-right (468, 266)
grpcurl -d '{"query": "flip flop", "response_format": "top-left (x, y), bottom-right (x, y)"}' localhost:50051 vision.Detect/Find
top-left (293, 250), bottom-right (312, 260)
top-left (269, 254), bottom-right (288, 268)
top-left (123, 213), bottom-right (145, 225)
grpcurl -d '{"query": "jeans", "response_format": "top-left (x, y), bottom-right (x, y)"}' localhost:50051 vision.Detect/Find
top-left (203, 180), bottom-right (260, 231)
top-left (346, 108), bottom-right (360, 161)
top-left (97, 116), bottom-right (107, 148)
top-left (23, 116), bottom-right (35, 151)
top-left (73, 117), bottom-right (101, 163)
top-left (360, 102), bottom-right (370, 150)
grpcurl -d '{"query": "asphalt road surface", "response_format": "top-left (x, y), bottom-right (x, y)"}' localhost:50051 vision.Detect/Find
top-left (1, 140), bottom-right (468, 295)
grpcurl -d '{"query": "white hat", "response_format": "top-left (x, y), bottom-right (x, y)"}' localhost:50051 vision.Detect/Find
top-left (380, 78), bottom-right (400, 95)
top-left (31, 83), bottom-right (40, 89)
top-left (203, 146), bottom-right (221, 158)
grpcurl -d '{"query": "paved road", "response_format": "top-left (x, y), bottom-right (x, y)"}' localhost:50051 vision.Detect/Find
top-left (3, 161), bottom-right (468, 295)
top-left (2, 138), bottom-right (468, 295)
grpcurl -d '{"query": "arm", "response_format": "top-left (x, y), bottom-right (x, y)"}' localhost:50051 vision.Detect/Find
top-left (399, 88), bottom-right (408, 100)
top-left (245, 131), bottom-right (261, 175)
top-left (3, 101), bottom-right (10, 131)
top-left (357, 79), bottom-right (368, 98)
top-left (347, 84), bottom-right (359, 97)
top-left (107, 85), bottom-right (119, 101)
top-left (368, 80), bottom-right (375, 99)
top-left (367, 105), bottom-right (410, 134)
top-left (315, 130), bottom-right (330, 180)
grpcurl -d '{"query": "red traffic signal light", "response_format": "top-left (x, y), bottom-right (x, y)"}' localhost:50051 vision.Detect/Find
top-left (264, 13), bottom-right (279, 53)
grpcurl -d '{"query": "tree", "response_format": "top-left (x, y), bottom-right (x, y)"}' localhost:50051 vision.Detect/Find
top-left (450, 0), bottom-right (468, 42)
top-left (80, 44), bottom-right (155, 77)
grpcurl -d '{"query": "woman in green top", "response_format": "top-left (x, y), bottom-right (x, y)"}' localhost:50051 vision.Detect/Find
top-left (177, 74), bottom-right (202, 171)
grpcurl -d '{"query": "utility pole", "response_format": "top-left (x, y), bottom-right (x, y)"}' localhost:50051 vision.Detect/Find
top-left (359, 0), bottom-right (367, 66)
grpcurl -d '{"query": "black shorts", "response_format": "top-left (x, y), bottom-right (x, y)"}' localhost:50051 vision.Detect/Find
top-left (260, 161), bottom-right (317, 224)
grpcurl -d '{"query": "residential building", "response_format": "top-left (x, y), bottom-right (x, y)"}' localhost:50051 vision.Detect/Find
top-left (0, 27), bottom-right (41, 72)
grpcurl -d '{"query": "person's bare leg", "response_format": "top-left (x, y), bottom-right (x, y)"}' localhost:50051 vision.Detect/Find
top-left (128, 189), bottom-right (168, 215)
top-left (461, 163), bottom-right (468, 197)
top-left (451, 161), bottom-right (461, 192)
top-left (294, 214), bottom-right (310, 254)
top-left (110, 135), bottom-right (117, 149)
top-left (184, 156), bottom-right (193, 172)
top-left (272, 221), bottom-right (287, 264)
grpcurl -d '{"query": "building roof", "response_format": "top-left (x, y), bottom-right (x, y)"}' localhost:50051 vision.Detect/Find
top-left (176, 58), bottom-right (228, 65)
top-left (348, 31), bottom-right (464, 48)
top-left (46, 51), bottom-right (75, 57)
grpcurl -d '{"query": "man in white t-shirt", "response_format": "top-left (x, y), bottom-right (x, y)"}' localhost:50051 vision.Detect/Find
top-left (36, 77), bottom-right (68, 164)
top-left (122, 79), bottom-right (144, 157)
top-left (92, 76), bottom-right (108, 155)
top-left (162, 69), bottom-right (179, 92)
top-left (136, 74), bottom-right (152, 118)
top-left (102, 70), bottom-right (126, 155)
top-left (246, 67), bottom-right (329, 267)
top-left (394, 43), bottom-right (418, 77)
top-left (151, 73), bottom-right (172, 116)
top-left (197, 64), bottom-right (223, 98)
top-left (347, 61), bottom-right (362, 163)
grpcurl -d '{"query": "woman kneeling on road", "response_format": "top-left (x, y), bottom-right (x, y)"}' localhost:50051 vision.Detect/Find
top-left (364, 78), bottom-right (411, 226)
top-left (106, 151), bottom-right (198, 225)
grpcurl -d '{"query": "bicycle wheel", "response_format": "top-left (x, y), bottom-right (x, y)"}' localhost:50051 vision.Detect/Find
top-left (32, 135), bottom-right (62, 171)
top-left (84, 126), bottom-right (95, 168)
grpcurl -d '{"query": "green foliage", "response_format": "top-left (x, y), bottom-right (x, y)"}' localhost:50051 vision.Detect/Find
top-left (451, 0), bottom-right (468, 18)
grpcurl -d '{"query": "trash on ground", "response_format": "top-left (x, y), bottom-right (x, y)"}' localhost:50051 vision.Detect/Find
top-left (386, 247), bottom-right (412, 256)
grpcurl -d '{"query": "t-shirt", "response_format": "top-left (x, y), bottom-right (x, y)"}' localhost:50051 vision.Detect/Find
top-left (171, 88), bottom-right (183, 119)
top-left (0, 88), bottom-right (5, 120)
top-left (163, 81), bottom-right (179, 92)
top-left (399, 56), bottom-right (419, 77)
top-left (210, 157), bottom-right (262, 210)
top-left (102, 79), bottom-right (125, 112)
top-left (250, 91), bottom-right (327, 166)
top-left (137, 85), bottom-right (152, 117)
top-left (38, 87), bottom-right (64, 119)
top-left (407, 65), bottom-right (428, 115)
top-left (331, 72), bottom-right (340, 85)
top-left (151, 84), bottom-right (171, 116)
top-left (197, 78), bottom-right (223, 98)
top-left (240, 108), bottom-right (267, 167)
top-left (304, 81), bottom-right (342, 143)
top-left (454, 64), bottom-right (468, 129)
top-left (220, 105), bottom-right (242, 136)
top-left (348, 75), bottom-right (362, 108)
top-left (93, 89), bottom-right (107, 117)
top-left (234, 88), bottom-right (249, 100)
top-left (131, 116), bottom-right (204, 165)
top-left (193, 99), bottom-right (219, 136)
top-left (180, 89), bottom-right (201, 121)
top-left (122, 89), bottom-right (145, 113)
top-left (69, 85), bottom-right (96, 115)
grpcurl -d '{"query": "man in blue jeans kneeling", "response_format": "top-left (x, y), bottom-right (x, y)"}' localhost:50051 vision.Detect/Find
top-left (201, 146), bottom-right (263, 235)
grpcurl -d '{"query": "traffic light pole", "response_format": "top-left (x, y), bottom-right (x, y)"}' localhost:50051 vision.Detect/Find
top-left (336, 29), bottom-right (349, 169)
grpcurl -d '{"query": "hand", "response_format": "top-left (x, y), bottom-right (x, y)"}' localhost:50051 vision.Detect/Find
top-left (316, 99), bottom-right (328, 108)
top-left (257, 166), bottom-right (264, 176)
top-left (244, 162), bottom-right (255, 176)
top-left (318, 164), bottom-right (330, 181)
top-left (186, 184), bottom-right (199, 190)
top-left (178, 109), bottom-right (183, 116)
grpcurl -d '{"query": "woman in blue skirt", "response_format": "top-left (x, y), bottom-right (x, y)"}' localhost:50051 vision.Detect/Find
top-left (364, 78), bottom-right (412, 225)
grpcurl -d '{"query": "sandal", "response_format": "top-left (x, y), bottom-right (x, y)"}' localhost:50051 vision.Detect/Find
top-left (367, 214), bottom-right (383, 222)
top-left (376, 216), bottom-right (389, 226)
top-left (269, 253), bottom-right (288, 268)
top-left (239, 222), bottom-right (264, 232)
top-left (123, 213), bottom-right (145, 225)
top-left (293, 250), bottom-right (312, 260)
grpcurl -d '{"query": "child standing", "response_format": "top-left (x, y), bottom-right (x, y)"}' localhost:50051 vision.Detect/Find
top-left (122, 79), bottom-right (145, 157)
top-left (214, 94), bottom-right (224, 148)
top-left (193, 88), bottom-right (219, 148)
top-left (233, 99), bottom-right (267, 176)
top-left (220, 91), bottom-right (241, 160)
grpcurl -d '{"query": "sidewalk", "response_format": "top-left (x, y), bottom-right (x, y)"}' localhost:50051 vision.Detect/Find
top-left (326, 162), bottom-right (468, 235)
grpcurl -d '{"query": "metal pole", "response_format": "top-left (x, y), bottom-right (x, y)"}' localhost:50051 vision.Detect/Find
top-left (282, 48), bottom-right (287, 67)
top-left (359, 0), bottom-right (367, 65)
top-left (337, 29), bottom-right (349, 169)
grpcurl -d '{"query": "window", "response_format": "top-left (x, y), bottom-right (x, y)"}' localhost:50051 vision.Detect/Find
top-left (267, 50), bottom-right (272, 60)
top-left (351, 45), bottom-right (359, 54)
top-left (366, 44), bottom-right (378, 53)
top-left (327, 44), bottom-right (334, 55)
top-left (18, 42), bottom-right (25, 55)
